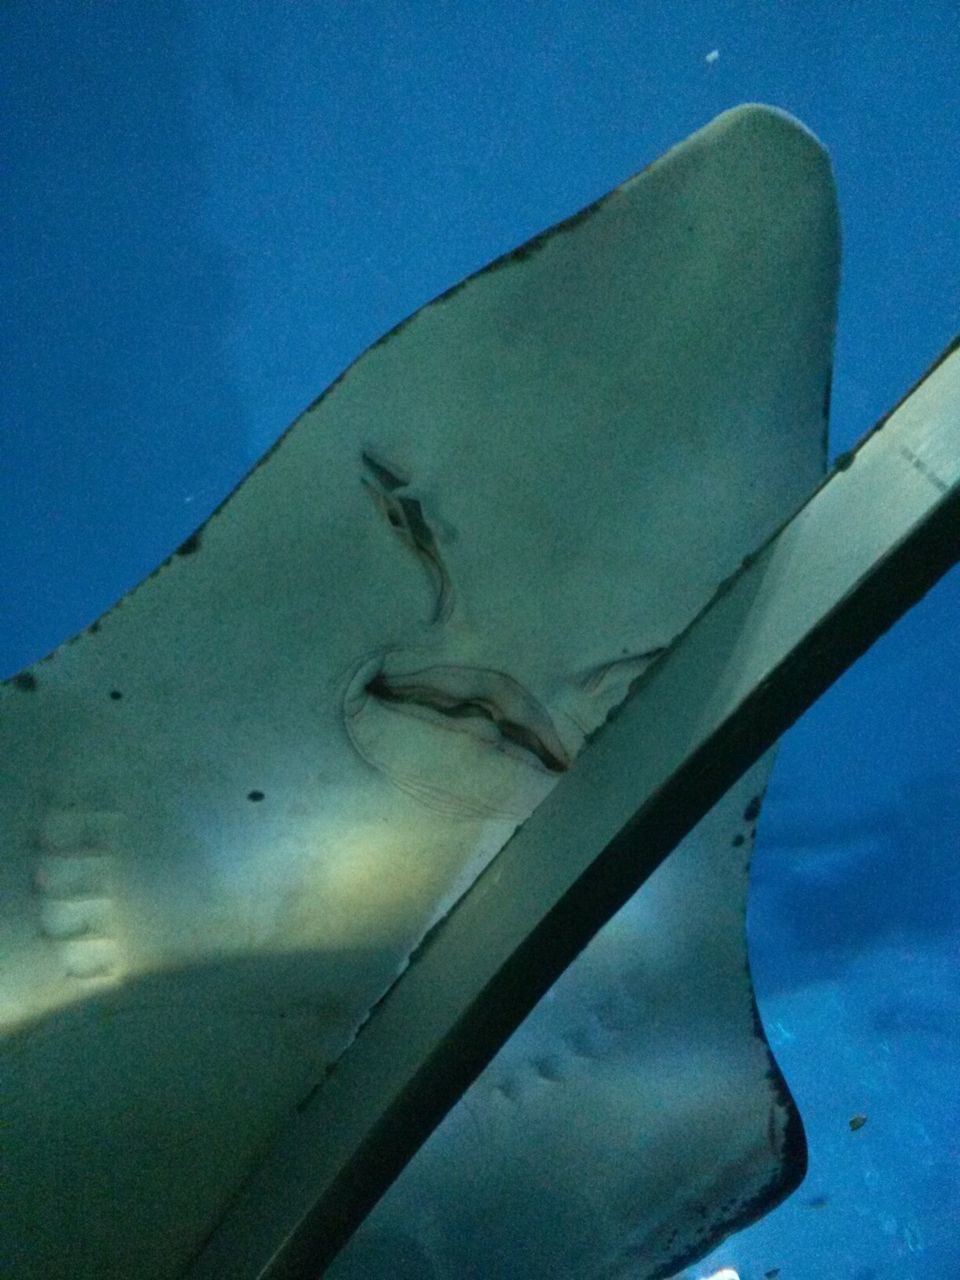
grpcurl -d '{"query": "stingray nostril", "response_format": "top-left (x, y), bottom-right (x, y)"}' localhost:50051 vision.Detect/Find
top-left (360, 450), bottom-right (409, 491)
top-left (361, 452), bottom-right (455, 624)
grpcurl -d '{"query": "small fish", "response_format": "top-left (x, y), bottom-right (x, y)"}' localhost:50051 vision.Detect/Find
top-left (849, 1113), bottom-right (868, 1131)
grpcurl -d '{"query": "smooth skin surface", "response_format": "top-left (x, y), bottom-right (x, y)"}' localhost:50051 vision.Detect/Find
top-left (0, 105), bottom-right (836, 1278)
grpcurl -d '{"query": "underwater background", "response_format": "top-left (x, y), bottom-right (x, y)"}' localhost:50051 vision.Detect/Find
top-left (2, 4), bottom-right (958, 1278)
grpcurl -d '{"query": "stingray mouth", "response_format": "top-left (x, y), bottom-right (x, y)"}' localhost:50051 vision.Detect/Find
top-left (364, 664), bottom-right (570, 773)
top-left (342, 653), bottom-right (570, 817)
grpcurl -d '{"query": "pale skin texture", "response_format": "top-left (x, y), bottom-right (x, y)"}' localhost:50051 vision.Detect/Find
top-left (0, 106), bottom-right (837, 1278)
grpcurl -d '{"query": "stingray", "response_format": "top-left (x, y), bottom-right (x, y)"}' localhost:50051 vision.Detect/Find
top-left (1, 105), bottom-right (840, 1278)
top-left (321, 763), bottom-right (785, 1280)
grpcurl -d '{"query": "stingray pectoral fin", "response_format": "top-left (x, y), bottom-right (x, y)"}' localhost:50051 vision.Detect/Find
top-left (326, 757), bottom-right (798, 1280)
top-left (190, 338), bottom-right (960, 1279)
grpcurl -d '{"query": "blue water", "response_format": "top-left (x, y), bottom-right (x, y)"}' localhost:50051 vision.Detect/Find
top-left (3, 4), bottom-right (958, 1276)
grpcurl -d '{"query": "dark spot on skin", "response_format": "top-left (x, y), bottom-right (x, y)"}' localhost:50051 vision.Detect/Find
top-left (494, 1078), bottom-right (519, 1103)
top-left (743, 794), bottom-right (762, 823)
top-left (532, 1056), bottom-right (562, 1082)
top-left (295, 1082), bottom-right (320, 1113)
top-left (12, 672), bottom-right (37, 691)
top-left (109, 690), bottom-right (123, 701)
top-left (822, 368), bottom-right (833, 421)
top-left (732, 833), bottom-right (745, 847)
top-left (247, 790), bottom-right (265, 802)
top-left (425, 191), bottom-right (603, 312)
top-left (507, 240), bottom-right (542, 263)
top-left (176, 531), bottom-right (202, 556)
top-left (147, 555), bottom-right (174, 581)
top-left (89, 621), bottom-right (101, 634)
top-left (834, 450), bottom-right (855, 471)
